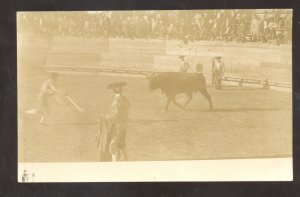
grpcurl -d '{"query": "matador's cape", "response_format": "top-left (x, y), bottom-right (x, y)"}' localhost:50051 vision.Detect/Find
top-left (95, 115), bottom-right (114, 162)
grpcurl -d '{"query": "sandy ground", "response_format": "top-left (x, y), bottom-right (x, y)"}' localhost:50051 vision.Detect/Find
top-left (18, 72), bottom-right (292, 162)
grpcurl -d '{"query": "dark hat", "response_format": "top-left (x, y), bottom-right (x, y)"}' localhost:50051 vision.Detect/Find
top-left (179, 55), bottom-right (185, 59)
top-left (107, 82), bottom-right (127, 89)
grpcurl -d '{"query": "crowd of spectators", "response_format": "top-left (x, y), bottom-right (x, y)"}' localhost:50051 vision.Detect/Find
top-left (19, 10), bottom-right (292, 44)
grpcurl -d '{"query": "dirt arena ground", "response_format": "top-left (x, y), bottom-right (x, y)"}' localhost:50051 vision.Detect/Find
top-left (18, 71), bottom-right (292, 162)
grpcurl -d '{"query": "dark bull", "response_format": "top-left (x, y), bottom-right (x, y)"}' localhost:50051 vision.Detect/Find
top-left (147, 72), bottom-right (213, 111)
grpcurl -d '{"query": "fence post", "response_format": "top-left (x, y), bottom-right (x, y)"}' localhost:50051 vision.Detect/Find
top-left (263, 79), bottom-right (270, 89)
top-left (239, 78), bottom-right (243, 87)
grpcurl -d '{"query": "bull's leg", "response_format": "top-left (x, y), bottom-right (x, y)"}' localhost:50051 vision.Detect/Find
top-left (200, 88), bottom-right (213, 110)
top-left (183, 92), bottom-right (193, 109)
top-left (164, 95), bottom-right (173, 111)
top-left (172, 95), bottom-right (184, 109)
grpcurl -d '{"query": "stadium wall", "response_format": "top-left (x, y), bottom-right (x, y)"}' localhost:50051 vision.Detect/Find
top-left (18, 34), bottom-right (292, 83)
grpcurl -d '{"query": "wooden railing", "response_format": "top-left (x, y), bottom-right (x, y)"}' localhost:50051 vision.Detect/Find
top-left (42, 66), bottom-right (292, 89)
top-left (222, 76), bottom-right (291, 89)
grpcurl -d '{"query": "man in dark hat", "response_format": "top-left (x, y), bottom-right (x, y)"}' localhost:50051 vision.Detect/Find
top-left (96, 82), bottom-right (130, 162)
top-left (212, 56), bottom-right (225, 89)
top-left (178, 55), bottom-right (190, 73)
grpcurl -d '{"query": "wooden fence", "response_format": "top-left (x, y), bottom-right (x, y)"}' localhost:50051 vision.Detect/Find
top-left (43, 66), bottom-right (292, 89)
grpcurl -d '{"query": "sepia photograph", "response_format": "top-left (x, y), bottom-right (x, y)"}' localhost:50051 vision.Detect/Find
top-left (17, 9), bottom-right (292, 182)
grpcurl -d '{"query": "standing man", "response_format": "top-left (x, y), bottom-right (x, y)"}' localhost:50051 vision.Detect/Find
top-left (178, 55), bottom-right (190, 73)
top-left (38, 72), bottom-right (62, 124)
top-left (26, 72), bottom-right (68, 124)
top-left (212, 56), bottom-right (225, 89)
top-left (105, 82), bottom-right (130, 162)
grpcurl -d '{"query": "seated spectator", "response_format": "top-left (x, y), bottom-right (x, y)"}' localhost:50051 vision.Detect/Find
top-left (18, 10), bottom-right (292, 45)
